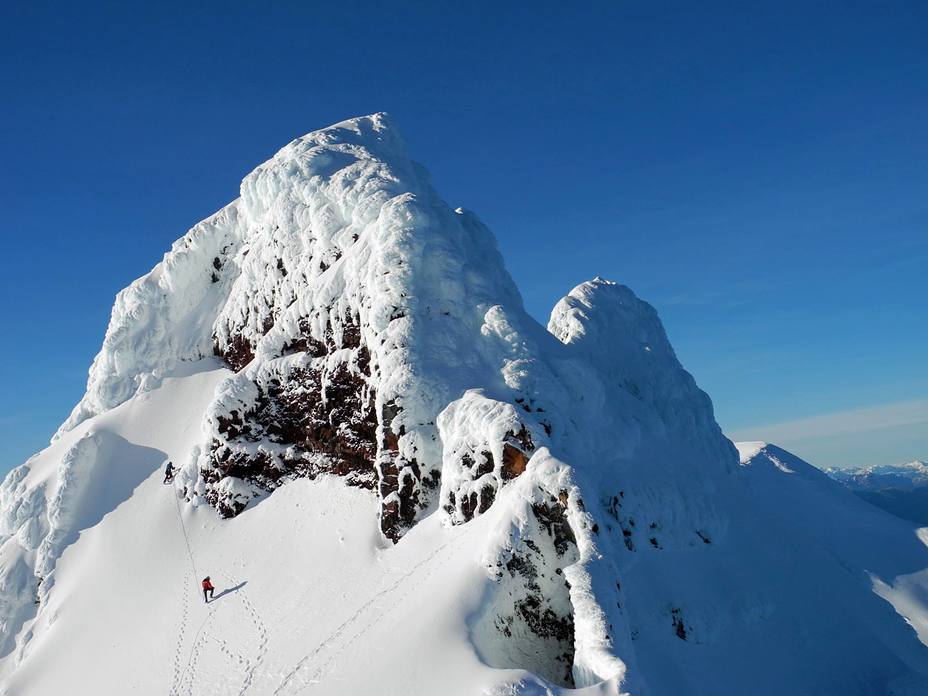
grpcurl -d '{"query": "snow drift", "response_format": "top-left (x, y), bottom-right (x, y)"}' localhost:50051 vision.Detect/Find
top-left (1, 114), bottom-right (928, 695)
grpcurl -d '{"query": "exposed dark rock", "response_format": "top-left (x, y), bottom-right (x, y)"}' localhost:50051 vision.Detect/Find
top-left (515, 594), bottom-right (574, 644)
top-left (501, 426), bottom-right (534, 480)
top-left (671, 607), bottom-right (688, 640)
top-left (421, 469), bottom-right (440, 490)
top-left (479, 484), bottom-right (496, 513)
top-left (216, 333), bottom-right (256, 372)
top-left (376, 399), bottom-right (423, 542)
top-left (474, 451), bottom-right (495, 477)
top-left (479, 495), bottom-right (579, 688)
top-left (606, 492), bottom-right (638, 550)
top-left (532, 496), bottom-right (576, 557)
top-left (606, 494), bottom-right (621, 520)
top-left (281, 318), bottom-right (326, 357)
top-left (502, 444), bottom-right (528, 479)
top-left (207, 312), bottom-right (433, 541)
top-left (446, 420), bottom-right (536, 524)
top-left (506, 552), bottom-right (539, 589)
top-left (455, 480), bottom-right (500, 521)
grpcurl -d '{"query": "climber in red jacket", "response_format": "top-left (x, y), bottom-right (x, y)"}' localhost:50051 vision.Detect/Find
top-left (202, 576), bottom-right (215, 603)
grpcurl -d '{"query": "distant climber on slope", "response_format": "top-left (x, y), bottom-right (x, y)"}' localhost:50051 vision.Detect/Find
top-left (163, 460), bottom-right (175, 484)
top-left (202, 576), bottom-right (215, 603)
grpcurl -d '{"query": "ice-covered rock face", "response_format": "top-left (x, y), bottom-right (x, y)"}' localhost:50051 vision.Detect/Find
top-left (60, 114), bottom-right (535, 541)
top-left (46, 114), bottom-right (743, 686)
top-left (548, 278), bottom-right (727, 455)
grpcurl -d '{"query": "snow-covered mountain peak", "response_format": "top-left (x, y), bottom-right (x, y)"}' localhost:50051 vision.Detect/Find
top-left (246, 112), bottom-right (408, 180)
top-left (53, 112), bottom-right (536, 541)
top-left (2, 116), bottom-right (928, 695)
top-left (734, 440), bottom-right (767, 464)
top-left (735, 441), bottom-right (832, 482)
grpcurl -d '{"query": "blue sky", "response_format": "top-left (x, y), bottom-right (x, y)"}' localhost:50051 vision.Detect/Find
top-left (1, 1), bottom-right (926, 473)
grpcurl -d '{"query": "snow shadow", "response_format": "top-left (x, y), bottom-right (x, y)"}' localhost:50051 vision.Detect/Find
top-left (0, 431), bottom-right (167, 660)
top-left (212, 581), bottom-right (248, 601)
top-left (33, 428), bottom-right (168, 595)
top-left (51, 430), bottom-right (167, 545)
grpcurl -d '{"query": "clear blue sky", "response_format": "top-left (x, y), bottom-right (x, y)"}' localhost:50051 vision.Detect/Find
top-left (1, 1), bottom-right (926, 473)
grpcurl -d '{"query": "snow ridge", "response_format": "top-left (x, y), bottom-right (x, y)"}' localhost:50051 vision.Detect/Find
top-left (57, 204), bottom-right (245, 436)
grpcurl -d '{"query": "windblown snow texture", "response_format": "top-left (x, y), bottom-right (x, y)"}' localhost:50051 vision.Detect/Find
top-left (1, 115), bottom-right (927, 695)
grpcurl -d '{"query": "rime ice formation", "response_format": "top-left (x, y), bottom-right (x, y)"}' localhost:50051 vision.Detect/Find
top-left (1, 115), bottom-right (928, 695)
top-left (57, 113), bottom-right (530, 542)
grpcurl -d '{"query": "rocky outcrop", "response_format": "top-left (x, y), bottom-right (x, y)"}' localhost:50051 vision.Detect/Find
top-left (202, 303), bottom-right (440, 540)
top-left (437, 391), bottom-right (542, 525)
top-left (52, 115), bottom-right (729, 687)
top-left (473, 476), bottom-right (584, 688)
top-left (152, 114), bottom-right (526, 542)
top-left (203, 312), bottom-right (379, 515)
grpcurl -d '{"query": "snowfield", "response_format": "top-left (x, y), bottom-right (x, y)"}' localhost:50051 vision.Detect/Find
top-left (0, 363), bottom-right (620, 696)
top-left (1, 114), bottom-right (927, 695)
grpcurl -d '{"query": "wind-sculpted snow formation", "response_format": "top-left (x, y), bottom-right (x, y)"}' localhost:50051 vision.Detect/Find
top-left (1, 114), bottom-right (928, 695)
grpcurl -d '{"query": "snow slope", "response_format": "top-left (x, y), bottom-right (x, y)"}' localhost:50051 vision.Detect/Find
top-left (733, 443), bottom-right (928, 687)
top-left (1, 114), bottom-right (928, 695)
top-left (1, 362), bottom-right (627, 696)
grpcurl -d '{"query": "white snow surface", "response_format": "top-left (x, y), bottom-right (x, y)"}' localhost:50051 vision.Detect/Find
top-left (1, 115), bottom-right (928, 695)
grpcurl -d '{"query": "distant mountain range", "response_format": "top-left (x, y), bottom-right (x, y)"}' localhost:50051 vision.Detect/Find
top-left (827, 461), bottom-right (928, 525)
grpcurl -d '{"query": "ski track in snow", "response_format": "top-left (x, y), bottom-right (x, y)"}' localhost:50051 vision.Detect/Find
top-left (274, 536), bottom-right (462, 696)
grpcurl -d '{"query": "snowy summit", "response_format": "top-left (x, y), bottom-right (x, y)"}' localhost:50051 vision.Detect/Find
top-left (1, 114), bottom-right (928, 695)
